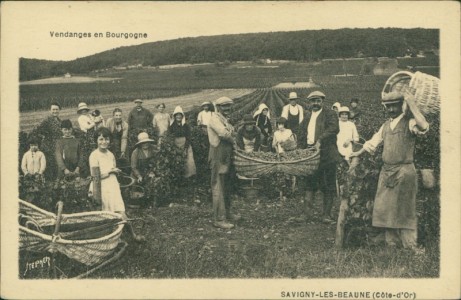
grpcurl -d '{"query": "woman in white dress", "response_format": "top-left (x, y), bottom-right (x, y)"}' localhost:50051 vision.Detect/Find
top-left (89, 127), bottom-right (144, 241)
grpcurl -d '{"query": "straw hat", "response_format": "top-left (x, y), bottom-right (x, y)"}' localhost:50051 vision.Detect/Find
top-left (135, 132), bottom-right (155, 147)
top-left (201, 101), bottom-right (211, 107)
top-left (288, 92), bottom-right (299, 101)
top-left (133, 99), bottom-right (143, 104)
top-left (242, 114), bottom-right (256, 125)
top-left (77, 102), bottom-right (90, 114)
top-left (215, 96), bottom-right (233, 106)
top-left (382, 92), bottom-right (404, 104)
top-left (307, 91), bottom-right (326, 100)
top-left (338, 106), bottom-right (350, 115)
top-left (331, 102), bottom-right (341, 110)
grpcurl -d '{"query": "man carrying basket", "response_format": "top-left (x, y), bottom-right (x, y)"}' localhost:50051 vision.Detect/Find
top-left (207, 96), bottom-right (241, 229)
top-left (350, 91), bottom-right (429, 249)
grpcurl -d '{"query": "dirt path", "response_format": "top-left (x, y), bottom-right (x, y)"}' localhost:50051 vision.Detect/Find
top-left (20, 89), bottom-right (255, 132)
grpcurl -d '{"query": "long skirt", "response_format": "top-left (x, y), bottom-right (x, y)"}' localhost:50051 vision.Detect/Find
top-left (89, 174), bottom-right (126, 212)
top-left (174, 137), bottom-right (197, 178)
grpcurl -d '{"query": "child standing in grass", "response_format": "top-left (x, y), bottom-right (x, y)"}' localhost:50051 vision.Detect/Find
top-left (89, 127), bottom-right (144, 242)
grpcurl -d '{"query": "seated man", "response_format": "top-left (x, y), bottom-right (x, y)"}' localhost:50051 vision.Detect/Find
top-left (236, 114), bottom-right (262, 153)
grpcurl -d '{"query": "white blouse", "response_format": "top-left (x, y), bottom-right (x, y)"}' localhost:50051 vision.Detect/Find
top-left (337, 120), bottom-right (359, 159)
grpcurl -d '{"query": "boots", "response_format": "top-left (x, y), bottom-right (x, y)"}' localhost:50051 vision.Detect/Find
top-left (294, 190), bottom-right (314, 222)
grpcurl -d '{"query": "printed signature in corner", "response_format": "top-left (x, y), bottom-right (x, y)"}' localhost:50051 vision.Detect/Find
top-left (24, 256), bottom-right (51, 276)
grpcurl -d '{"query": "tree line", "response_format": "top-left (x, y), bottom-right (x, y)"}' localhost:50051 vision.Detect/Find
top-left (20, 28), bottom-right (438, 81)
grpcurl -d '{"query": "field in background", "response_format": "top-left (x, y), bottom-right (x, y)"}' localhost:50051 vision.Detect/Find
top-left (20, 89), bottom-right (254, 132)
top-left (20, 76), bottom-right (122, 85)
top-left (19, 58), bottom-right (439, 112)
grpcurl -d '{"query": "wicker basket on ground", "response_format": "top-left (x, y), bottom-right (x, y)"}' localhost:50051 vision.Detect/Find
top-left (233, 148), bottom-right (320, 177)
top-left (19, 199), bottom-right (125, 266)
top-left (381, 71), bottom-right (440, 115)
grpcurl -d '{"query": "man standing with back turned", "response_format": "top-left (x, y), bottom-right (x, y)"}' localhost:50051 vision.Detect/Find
top-left (207, 96), bottom-right (241, 229)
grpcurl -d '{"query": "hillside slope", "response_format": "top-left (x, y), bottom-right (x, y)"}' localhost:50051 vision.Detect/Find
top-left (20, 28), bottom-right (438, 81)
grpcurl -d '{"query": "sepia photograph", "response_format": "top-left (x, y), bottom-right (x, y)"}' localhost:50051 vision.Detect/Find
top-left (1, 1), bottom-right (460, 299)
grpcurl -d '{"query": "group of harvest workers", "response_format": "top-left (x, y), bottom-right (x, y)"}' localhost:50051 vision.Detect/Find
top-left (21, 88), bottom-right (428, 249)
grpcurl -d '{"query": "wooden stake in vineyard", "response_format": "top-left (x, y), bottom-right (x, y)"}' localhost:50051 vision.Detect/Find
top-left (91, 166), bottom-right (102, 205)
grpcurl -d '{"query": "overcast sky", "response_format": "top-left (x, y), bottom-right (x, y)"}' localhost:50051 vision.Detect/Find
top-left (2, 1), bottom-right (450, 61)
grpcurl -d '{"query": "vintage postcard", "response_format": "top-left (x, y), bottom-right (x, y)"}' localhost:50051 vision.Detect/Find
top-left (1, 1), bottom-right (460, 299)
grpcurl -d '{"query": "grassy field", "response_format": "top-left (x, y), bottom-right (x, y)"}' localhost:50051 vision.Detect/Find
top-left (19, 58), bottom-right (439, 112)
top-left (22, 190), bottom-right (437, 279)
top-left (20, 76), bottom-right (121, 85)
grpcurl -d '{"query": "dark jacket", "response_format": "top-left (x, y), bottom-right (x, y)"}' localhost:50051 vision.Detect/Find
top-left (296, 108), bottom-right (341, 165)
top-left (168, 122), bottom-right (191, 140)
top-left (128, 107), bottom-right (153, 130)
top-left (168, 121), bottom-right (192, 149)
top-left (254, 114), bottom-right (272, 137)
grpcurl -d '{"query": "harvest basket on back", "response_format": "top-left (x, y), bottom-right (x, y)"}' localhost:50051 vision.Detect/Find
top-left (381, 71), bottom-right (440, 115)
top-left (233, 148), bottom-right (320, 177)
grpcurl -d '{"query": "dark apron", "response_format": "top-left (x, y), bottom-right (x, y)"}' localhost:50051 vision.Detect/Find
top-left (111, 126), bottom-right (123, 158)
top-left (287, 111), bottom-right (299, 130)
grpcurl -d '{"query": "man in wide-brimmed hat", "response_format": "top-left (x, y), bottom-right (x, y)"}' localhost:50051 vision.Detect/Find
top-left (281, 91), bottom-right (304, 131)
top-left (350, 91), bottom-right (429, 250)
top-left (128, 98), bottom-right (153, 132)
top-left (296, 90), bottom-right (341, 224)
top-left (236, 114), bottom-right (262, 153)
top-left (197, 101), bottom-right (213, 128)
top-left (207, 96), bottom-right (241, 229)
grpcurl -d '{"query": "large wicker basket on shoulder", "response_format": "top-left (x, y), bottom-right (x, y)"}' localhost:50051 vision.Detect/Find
top-left (382, 71), bottom-right (440, 115)
top-left (233, 148), bottom-right (320, 177)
